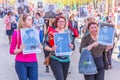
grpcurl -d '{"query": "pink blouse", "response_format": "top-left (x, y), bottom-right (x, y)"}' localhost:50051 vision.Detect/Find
top-left (4, 15), bottom-right (11, 30)
top-left (9, 30), bottom-right (37, 62)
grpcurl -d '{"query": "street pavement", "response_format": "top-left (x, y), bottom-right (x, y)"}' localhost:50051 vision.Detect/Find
top-left (0, 18), bottom-right (120, 80)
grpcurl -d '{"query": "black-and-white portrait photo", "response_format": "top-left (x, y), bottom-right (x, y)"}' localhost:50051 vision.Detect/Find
top-left (38, 2), bottom-right (43, 8)
top-left (17, 0), bottom-right (29, 15)
top-left (44, 4), bottom-right (56, 18)
top-left (78, 6), bottom-right (88, 18)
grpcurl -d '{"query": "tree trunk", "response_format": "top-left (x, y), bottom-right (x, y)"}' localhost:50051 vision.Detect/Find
top-left (93, 0), bottom-right (98, 10)
top-left (93, 0), bottom-right (95, 10)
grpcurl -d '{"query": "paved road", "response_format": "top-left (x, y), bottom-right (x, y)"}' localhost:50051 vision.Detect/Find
top-left (0, 18), bottom-right (120, 80)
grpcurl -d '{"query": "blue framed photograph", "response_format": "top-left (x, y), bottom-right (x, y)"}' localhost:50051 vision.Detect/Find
top-left (98, 22), bottom-right (115, 46)
top-left (54, 32), bottom-right (72, 56)
top-left (21, 28), bottom-right (41, 54)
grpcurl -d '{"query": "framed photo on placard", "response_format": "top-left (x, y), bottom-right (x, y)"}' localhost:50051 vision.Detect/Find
top-left (21, 28), bottom-right (41, 54)
top-left (97, 22), bottom-right (115, 46)
top-left (44, 4), bottom-right (56, 19)
top-left (17, 0), bottom-right (29, 15)
top-left (78, 6), bottom-right (88, 18)
top-left (38, 2), bottom-right (43, 8)
top-left (54, 32), bottom-right (72, 56)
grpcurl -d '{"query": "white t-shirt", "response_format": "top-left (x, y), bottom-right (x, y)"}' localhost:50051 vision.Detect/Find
top-left (33, 17), bottom-right (44, 30)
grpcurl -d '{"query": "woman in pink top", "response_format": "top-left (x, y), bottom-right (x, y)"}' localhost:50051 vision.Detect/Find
top-left (4, 11), bottom-right (13, 44)
top-left (9, 13), bottom-right (41, 80)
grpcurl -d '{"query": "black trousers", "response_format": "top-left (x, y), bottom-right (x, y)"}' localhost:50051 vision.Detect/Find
top-left (71, 36), bottom-right (75, 50)
top-left (50, 58), bottom-right (70, 80)
top-left (84, 68), bottom-right (105, 80)
top-left (43, 48), bottom-right (50, 58)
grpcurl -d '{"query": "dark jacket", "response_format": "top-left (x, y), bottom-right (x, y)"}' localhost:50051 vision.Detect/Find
top-left (68, 20), bottom-right (78, 30)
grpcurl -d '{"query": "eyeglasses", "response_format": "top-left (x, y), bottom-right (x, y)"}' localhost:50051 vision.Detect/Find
top-left (58, 21), bottom-right (65, 23)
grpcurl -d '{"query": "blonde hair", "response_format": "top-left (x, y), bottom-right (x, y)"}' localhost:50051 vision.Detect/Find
top-left (18, 16), bottom-right (23, 30)
top-left (69, 13), bottom-right (75, 20)
top-left (18, 14), bottom-right (31, 30)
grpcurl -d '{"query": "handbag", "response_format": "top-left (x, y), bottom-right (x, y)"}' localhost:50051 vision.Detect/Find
top-left (11, 22), bottom-right (17, 29)
top-left (103, 50), bottom-right (109, 70)
top-left (79, 48), bottom-right (98, 75)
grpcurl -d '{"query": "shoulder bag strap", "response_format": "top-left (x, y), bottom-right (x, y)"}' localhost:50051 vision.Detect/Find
top-left (16, 30), bottom-right (19, 48)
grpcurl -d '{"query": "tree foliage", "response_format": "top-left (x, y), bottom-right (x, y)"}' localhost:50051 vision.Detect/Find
top-left (44, 0), bottom-right (102, 9)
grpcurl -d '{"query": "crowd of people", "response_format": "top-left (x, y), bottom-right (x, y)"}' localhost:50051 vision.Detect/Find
top-left (2, 3), bottom-right (120, 80)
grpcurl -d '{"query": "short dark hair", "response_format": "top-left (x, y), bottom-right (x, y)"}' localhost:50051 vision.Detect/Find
top-left (36, 13), bottom-right (41, 17)
top-left (7, 11), bottom-right (12, 16)
top-left (87, 22), bottom-right (98, 29)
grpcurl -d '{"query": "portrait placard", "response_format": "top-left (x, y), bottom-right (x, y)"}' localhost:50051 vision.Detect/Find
top-left (54, 33), bottom-right (72, 56)
top-left (78, 6), bottom-right (88, 18)
top-left (115, 14), bottom-right (120, 26)
top-left (21, 28), bottom-right (41, 54)
top-left (97, 22), bottom-right (115, 46)
top-left (17, 0), bottom-right (29, 15)
top-left (44, 4), bottom-right (56, 19)
top-left (38, 2), bottom-right (43, 8)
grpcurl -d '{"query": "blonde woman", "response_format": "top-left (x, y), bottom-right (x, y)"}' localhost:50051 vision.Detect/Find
top-left (9, 14), bottom-right (41, 80)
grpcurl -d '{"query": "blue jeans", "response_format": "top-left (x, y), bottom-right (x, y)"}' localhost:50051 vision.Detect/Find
top-left (15, 61), bottom-right (38, 80)
top-left (39, 30), bottom-right (44, 43)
